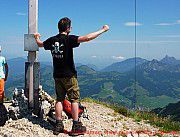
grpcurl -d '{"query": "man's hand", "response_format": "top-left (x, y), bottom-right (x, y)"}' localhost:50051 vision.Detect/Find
top-left (78, 25), bottom-right (110, 43)
top-left (102, 25), bottom-right (109, 32)
top-left (34, 33), bottom-right (41, 39)
top-left (34, 33), bottom-right (44, 47)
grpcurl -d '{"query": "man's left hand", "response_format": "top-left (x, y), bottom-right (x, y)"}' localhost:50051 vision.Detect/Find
top-left (34, 33), bottom-right (41, 39)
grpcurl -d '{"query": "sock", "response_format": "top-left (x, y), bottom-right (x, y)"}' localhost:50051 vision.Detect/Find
top-left (56, 119), bottom-right (62, 123)
top-left (73, 120), bottom-right (78, 125)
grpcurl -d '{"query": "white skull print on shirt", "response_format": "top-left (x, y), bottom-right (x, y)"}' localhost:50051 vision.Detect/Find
top-left (52, 42), bottom-right (64, 59)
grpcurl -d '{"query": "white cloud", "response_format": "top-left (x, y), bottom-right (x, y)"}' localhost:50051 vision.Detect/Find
top-left (16, 12), bottom-right (26, 16)
top-left (154, 35), bottom-right (180, 38)
top-left (112, 55), bottom-right (125, 60)
top-left (155, 20), bottom-right (180, 26)
top-left (91, 55), bottom-right (97, 58)
top-left (155, 23), bottom-right (173, 26)
top-left (124, 22), bottom-right (142, 26)
top-left (136, 41), bottom-right (180, 44)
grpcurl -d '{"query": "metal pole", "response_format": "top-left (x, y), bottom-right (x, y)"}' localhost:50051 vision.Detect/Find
top-left (28, 0), bottom-right (38, 108)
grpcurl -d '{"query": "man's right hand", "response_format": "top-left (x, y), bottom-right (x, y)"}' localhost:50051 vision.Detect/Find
top-left (34, 33), bottom-right (41, 39)
top-left (102, 25), bottom-right (109, 32)
top-left (78, 25), bottom-right (110, 43)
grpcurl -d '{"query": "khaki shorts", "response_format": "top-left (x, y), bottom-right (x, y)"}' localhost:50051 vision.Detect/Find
top-left (54, 76), bottom-right (80, 102)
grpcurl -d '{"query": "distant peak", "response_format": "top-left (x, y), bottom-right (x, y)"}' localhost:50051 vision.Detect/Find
top-left (151, 59), bottom-right (159, 63)
top-left (160, 55), bottom-right (180, 65)
top-left (161, 55), bottom-right (176, 62)
top-left (165, 55), bottom-right (169, 58)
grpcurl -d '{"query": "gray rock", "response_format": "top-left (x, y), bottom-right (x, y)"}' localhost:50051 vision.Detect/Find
top-left (8, 89), bottom-right (29, 120)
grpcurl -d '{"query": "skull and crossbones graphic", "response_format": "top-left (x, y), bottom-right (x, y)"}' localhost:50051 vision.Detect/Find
top-left (52, 42), bottom-right (64, 54)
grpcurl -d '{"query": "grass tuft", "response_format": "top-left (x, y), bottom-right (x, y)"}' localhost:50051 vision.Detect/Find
top-left (81, 98), bottom-right (180, 132)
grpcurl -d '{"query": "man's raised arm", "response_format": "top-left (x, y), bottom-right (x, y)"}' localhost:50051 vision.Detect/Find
top-left (78, 25), bottom-right (109, 43)
top-left (34, 33), bottom-right (44, 47)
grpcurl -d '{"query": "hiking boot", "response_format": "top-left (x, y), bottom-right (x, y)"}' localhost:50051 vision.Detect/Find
top-left (47, 110), bottom-right (56, 127)
top-left (0, 101), bottom-right (3, 105)
top-left (53, 120), bottom-right (64, 135)
top-left (69, 121), bottom-right (86, 136)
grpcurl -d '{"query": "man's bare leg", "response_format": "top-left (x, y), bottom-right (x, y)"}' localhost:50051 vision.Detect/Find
top-left (71, 102), bottom-right (79, 121)
top-left (55, 101), bottom-right (63, 120)
top-left (70, 101), bottom-right (86, 135)
top-left (53, 101), bottom-right (64, 135)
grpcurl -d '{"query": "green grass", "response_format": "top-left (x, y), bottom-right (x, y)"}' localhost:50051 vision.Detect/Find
top-left (136, 95), bottom-right (178, 109)
top-left (81, 98), bottom-right (180, 132)
top-left (128, 110), bottom-right (180, 132)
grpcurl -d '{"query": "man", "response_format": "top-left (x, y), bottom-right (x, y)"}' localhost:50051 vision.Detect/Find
top-left (0, 46), bottom-right (8, 105)
top-left (34, 17), bottom-right (109, 135)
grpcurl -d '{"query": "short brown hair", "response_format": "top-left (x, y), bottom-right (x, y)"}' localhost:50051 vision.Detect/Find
top-left (58, 17), bottom-right (71, 32)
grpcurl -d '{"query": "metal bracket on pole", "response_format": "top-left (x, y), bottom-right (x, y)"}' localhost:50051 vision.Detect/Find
top-left (24, 34), bottom-right (39, 51)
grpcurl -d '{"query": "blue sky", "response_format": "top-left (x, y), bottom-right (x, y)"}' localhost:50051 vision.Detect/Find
top-left (0, 0), bottom-right (180, 68)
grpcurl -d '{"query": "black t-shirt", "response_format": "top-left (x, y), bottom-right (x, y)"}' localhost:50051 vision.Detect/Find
top-left (43, 34), bottom-right (80, 78)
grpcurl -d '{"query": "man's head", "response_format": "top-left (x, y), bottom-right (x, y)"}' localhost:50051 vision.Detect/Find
top-left (58, 17), bottom-right (71, 33)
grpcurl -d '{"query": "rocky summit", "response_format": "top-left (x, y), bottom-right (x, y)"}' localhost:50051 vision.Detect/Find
top-left (1, 102), bottom-right (179, 137)
top-left (0, 89), bottom-right (179, 137)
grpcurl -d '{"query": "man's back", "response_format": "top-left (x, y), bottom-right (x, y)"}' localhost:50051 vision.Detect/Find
top-left (43, 34), bottom-right (80, 78)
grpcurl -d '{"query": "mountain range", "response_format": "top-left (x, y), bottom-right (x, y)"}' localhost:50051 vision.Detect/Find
top-left (4, 55), bottom-right (180, 110)
top-left (102, 57), bottom-right (148, 72)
